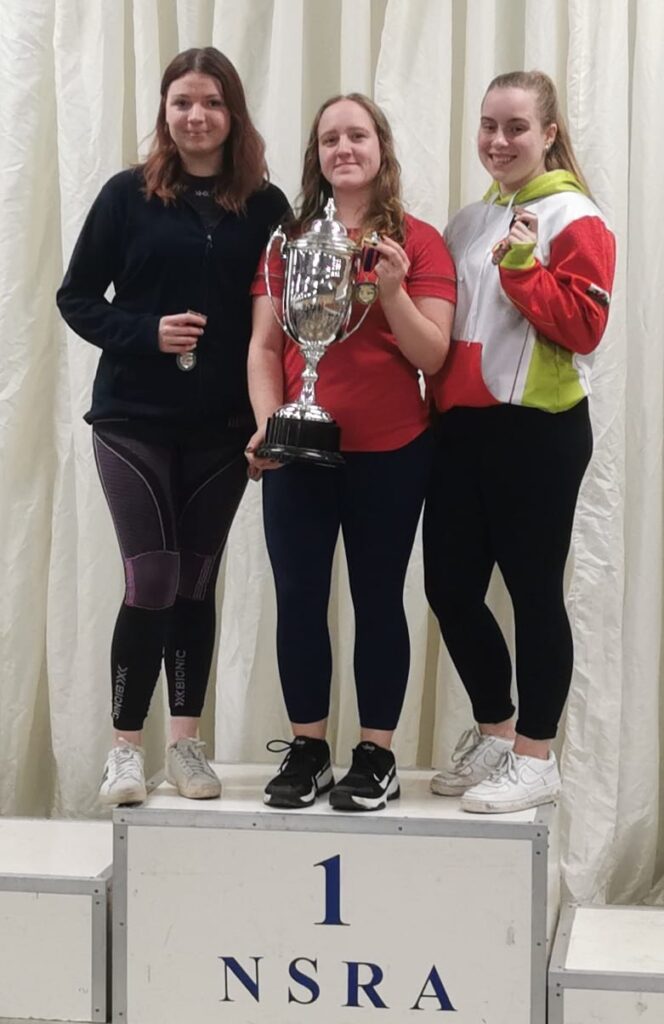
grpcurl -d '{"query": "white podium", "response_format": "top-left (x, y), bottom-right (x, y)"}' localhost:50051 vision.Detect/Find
top-left (0, 818), bottom-right (112, 1023)
top-left (549, 903), bottom-right (664, 1023)
top-left (113, 763), bottom-right (559, 1024)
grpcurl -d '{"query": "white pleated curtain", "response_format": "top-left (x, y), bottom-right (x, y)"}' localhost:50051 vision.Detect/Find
top-left (0, 0), bottom-right (661, 905)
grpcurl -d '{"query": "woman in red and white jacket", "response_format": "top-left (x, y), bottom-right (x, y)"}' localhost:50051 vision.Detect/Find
top-left (425, 70), bottom-right (616, 814)
top-left (247, 93), bottom-right (455, 812)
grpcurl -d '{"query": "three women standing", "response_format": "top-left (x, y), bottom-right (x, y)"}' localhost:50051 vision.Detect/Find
top-left (59, 53), bottom-right (612, 817)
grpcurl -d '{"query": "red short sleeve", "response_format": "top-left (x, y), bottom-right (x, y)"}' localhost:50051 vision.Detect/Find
top-left (251, 242), bottom-right (284, 299)
top-left (404, 217), bottom-right (457, 303)
top-left (254, 213), bottom-right (457, 451)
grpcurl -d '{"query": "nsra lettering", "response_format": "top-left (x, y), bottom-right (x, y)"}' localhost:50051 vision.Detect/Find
top-left (218, 956), bottom-right (456, 1011)
top-left (219, 855), bottom-right (457, 1012)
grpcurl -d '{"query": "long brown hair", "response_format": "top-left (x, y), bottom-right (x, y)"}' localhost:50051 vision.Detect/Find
top-left (292, 93), bottom-right (406, 243)
top-left (141, 47), bottom-right (267, 212)
top-left (483, 70), bottom-right (590, 195)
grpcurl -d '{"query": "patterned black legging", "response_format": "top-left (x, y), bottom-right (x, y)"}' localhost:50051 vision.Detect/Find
top-left (423, 400), bottom-right (592, 740)
top-left (93, 419), bottom-right (248, 731)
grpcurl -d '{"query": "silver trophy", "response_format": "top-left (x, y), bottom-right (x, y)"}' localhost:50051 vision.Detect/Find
top-left (257, 199), bottom-right (378, 465)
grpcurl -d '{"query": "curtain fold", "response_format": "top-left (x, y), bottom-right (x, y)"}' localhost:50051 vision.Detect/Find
top-left (376, 0), bottom-right (453, 228)
top-left (523, 0), bottom-right (568, 89)
top-left (560, 0), bottom-right (631, 902)
top-left (175, 0), bottom-right (215, 50)
top-left (132, 1), bottom-right (162, 161)
top-left (457, 0), bottom-right (499, 207)
top-left (49, 0), bottom-right (131, 815)
top-left (614, 0), bottom-right (664, 903)
top-left (0, 0), bottom-right (60, 816)
top-left (340, 0), bottom-right (373, 96)
top-left (0, 0), bottom-right (661, 903)
top-left (373, 0), bottom-right (456, 768)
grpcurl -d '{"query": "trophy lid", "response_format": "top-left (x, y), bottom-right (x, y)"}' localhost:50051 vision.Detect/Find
top-left (293, 198), bottom-right (358, 254)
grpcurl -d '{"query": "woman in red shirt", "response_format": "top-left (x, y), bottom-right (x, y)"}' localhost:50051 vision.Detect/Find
top-left (246, 93), bottom-right (455, 811)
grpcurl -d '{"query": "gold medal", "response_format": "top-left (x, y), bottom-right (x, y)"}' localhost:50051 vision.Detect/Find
top-left (354, 281), bottom-right (378, 305)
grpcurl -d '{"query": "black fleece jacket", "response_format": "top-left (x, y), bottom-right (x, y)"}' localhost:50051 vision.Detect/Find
top-left (57, 169), bottom-right (289, 424)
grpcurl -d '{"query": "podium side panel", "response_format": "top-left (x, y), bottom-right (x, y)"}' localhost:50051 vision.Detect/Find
top-left (124, 825), bottom-right (535, 1024)
top-left (113, 823), bottom-right (129, 1024)
top-left (0, 890), bottom-right (93, 1020)
top-left (563, 988), bottom-right (664, 1022)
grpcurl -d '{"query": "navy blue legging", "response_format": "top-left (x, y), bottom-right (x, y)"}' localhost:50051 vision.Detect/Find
top-left (262, 429), bottom-right (433, 731)
top-left (93, 418), bottom-right (248, 730)
top-left (423, 400), bottom-right (592, 740)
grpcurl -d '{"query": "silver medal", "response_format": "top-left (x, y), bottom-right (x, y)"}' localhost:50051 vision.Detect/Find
top-left (176, 351), bottom-right (197, 371)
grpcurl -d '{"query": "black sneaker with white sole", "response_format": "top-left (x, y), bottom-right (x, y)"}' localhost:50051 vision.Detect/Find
top-left (263, 737), bottom-right (334, 808)
top-left (329, 742), bottom-right (400, 812)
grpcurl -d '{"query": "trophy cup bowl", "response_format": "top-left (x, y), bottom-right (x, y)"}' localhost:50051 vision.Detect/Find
top-left (256, 199), bottom-right (377, 466)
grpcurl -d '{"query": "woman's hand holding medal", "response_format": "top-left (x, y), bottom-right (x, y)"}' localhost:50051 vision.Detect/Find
top-left (491, 207), bottom-right (538, 264)
top-left (158, 311), bottom-right (206, 354)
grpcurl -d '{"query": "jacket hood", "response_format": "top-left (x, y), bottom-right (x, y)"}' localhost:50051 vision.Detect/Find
top-left (483, 169), bottom-right (586, 207)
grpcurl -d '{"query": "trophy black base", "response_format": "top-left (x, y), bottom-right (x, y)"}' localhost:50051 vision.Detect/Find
top-left (256, 414), bottom-right (343, 467)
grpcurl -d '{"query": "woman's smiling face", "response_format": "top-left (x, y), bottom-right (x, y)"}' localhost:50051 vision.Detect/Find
top-left (164, 71), bottom-right (231, 170)
top-left (478, 86), bottom-right (557, 193)
top-left (317, 99), bottom-right (382, 197)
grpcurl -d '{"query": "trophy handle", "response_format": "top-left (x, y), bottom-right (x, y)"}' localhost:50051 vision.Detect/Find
top-left (264, 227), bottom-right (291, 335)
top-left (337, 303), bottom-right (373, 343)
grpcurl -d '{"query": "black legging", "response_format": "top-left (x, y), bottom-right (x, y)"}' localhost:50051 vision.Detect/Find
top-left (262, 430), bottom-right (433, 731)
top-left (93, 419), bottom-right (248, 731)
top-left (423, 400), bottom-right (592, 740)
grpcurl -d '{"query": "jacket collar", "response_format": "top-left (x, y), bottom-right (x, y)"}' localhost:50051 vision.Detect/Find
top-left (483, 169), bottom-right (586, 207)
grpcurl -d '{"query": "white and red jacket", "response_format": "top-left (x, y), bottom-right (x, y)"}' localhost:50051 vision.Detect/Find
top-left (430, 170), bottom-right (616, 414)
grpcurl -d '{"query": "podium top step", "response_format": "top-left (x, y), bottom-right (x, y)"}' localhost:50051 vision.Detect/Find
top-left (566, 905), bottom-right (664, 974)
top-left (116, 763), bottom-right (552, 835)
top-left (0, 819), bottom-right (112, 878)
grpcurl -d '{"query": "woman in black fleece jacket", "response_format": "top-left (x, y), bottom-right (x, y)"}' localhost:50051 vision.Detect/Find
top-left (57, 46), bottom-right (288, 807)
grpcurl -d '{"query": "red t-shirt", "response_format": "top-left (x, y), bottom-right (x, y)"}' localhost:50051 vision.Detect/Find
top-left (251, 213), bottom-right (456, 451)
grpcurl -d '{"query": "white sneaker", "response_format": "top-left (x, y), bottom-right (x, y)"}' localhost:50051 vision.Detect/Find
top-left (430, 728), bottom-right (514, 796)
top-left (99, 739), bottom-right (147, 806)
top-left (461, 749), bottom-right (561, 813)
top-left (166, 738), bottom-right (221, 799)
